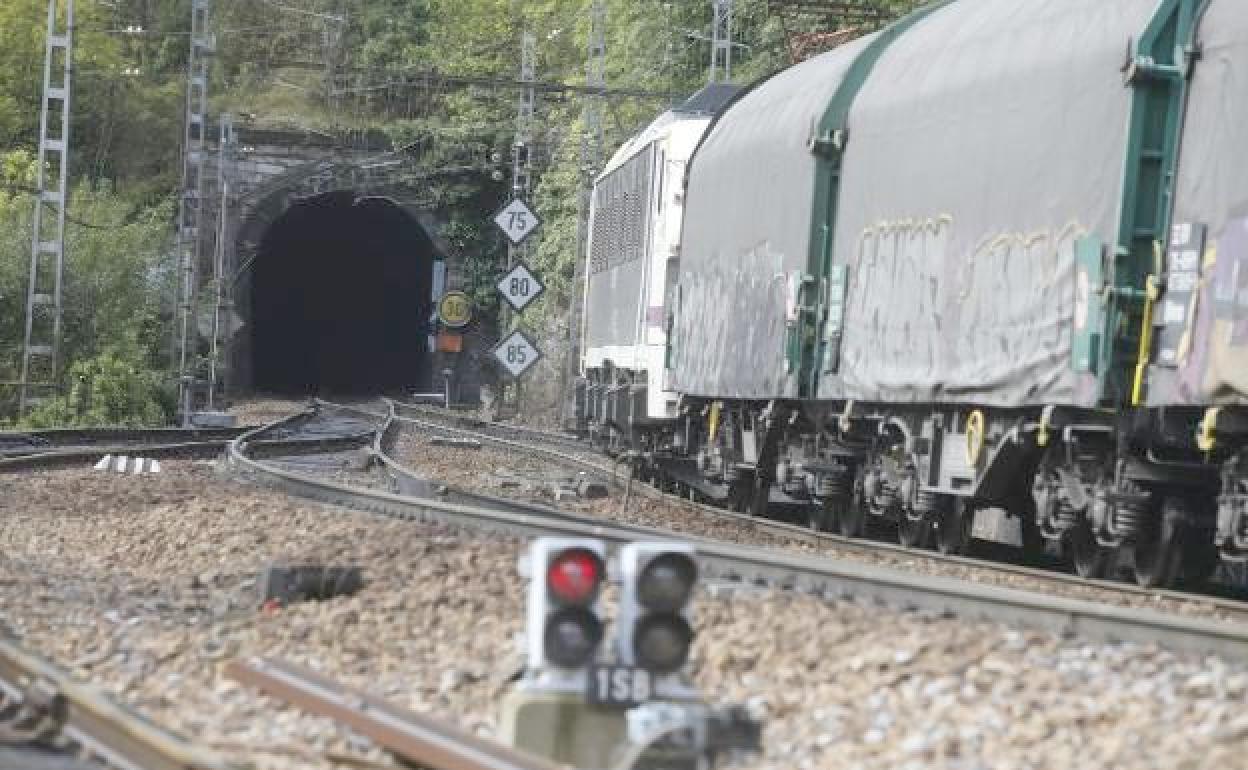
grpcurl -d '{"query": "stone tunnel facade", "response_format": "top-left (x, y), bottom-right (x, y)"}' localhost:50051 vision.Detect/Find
top-left (193, 125), bottom-right (492, 404)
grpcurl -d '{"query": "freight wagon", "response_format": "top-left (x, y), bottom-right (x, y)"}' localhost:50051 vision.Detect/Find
top-left (579, 0), bottom-right (1248, 589)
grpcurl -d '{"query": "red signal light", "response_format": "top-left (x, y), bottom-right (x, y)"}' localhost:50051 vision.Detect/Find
top-left (547, 548), bottom-right (604, 605)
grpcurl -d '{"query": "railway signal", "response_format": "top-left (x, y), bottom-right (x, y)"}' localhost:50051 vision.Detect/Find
top-left (525, 538), bottom-right (607, 671)
top-left (616, 543), bottom-right (698, 673)
top-left (507, 538), bottom-right (759, 767)
top-left (586, 543), bottom-right (699, 707)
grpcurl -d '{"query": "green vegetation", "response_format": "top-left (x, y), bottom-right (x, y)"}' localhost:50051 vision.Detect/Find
top-left (0, 0), bottom-right (911, 426)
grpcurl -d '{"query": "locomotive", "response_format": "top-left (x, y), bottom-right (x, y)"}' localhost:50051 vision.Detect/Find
top-left (578, 0), bottom-right (1248, 589)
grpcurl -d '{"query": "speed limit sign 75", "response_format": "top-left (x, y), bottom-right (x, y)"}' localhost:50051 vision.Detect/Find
top-left (493, 199), bottom-right (541, 246)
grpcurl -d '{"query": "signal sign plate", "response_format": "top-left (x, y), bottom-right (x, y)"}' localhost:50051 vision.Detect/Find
top-left (493, 329), bottom-right (542, 379)
top-left (497, 263), bottom-right (545, 313)
top-left (494, 198), bottom-right (541, 245)
top-left (437, 290), bottom-right (474, 329)
top-left (587, 664), bottom-right (654, 708)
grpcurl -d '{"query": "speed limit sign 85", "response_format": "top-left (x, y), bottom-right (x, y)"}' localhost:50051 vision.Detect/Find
top-left (492, 330), bottom-right (542, 379)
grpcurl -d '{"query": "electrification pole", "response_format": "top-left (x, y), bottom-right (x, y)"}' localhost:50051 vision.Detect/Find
top-left (509, 30), bottom-right (537, 279)
top-left (500, 30), bottom-right (537, 413)
top-left (19, 0), bottom-right (74, 414)
top-left (175, 0), bottom-right (213, 425)
top-left (563, 0), bottom-right (607, 426)
top-left (207, 113), bottom-right (236, 411)
top-left (710, 0), bottom-right (734, 82)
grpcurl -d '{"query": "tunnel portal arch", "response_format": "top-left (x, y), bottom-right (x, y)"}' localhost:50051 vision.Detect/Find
top-left (239, 191), bottom-right (437, 396)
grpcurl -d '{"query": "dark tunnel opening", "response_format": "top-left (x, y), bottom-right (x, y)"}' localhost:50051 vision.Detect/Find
top-left (250, 192), bottom-right (434, 396)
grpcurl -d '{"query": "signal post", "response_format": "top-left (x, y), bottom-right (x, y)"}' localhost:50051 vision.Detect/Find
top-left (499, 538), bottom-right (759, 770)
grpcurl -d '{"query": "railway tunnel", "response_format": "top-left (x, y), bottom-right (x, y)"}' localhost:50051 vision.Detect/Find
top-left (246, 192), bottom-right (434, 396)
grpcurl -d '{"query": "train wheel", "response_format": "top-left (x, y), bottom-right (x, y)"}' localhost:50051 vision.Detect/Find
top-left (1013, 496), bottom-right (1046, 565)
top-left (898, 513), bottom-right (931, 549)
top-left (727, 480), bottom-right (750, 513)
top-left (935, 498), bottom-right (973, 555)
top-left (808, 499), bottom-right (834, 533)
top-left (835, 471), bottom-right (867, 538)
top-left (747, 475), bottom-right (770, 518)
top-left (1181, 537), bottom-right (1220, 586)
top-left (1067, 521), bottom-right (1109, 579)
top-left (1133, 497), bottom-right (1184, 589)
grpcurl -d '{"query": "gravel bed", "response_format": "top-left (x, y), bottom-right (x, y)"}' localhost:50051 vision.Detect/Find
top-left (392, 427), bottom-right (1248, 625)
top-left (1, 463), bottom-right (1247, 769)
top-left (268, 450), bottom-right (393, 492)
top-left (227, 398), bottom-right (316, 426)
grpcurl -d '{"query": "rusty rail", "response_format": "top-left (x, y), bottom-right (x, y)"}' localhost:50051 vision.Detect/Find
top-left (226, 657), bottom-right (562, 770)
top-left (0, 638), bottom-right (235, 770)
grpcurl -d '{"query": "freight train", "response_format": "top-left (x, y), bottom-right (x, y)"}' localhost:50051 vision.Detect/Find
top-left (576, 0), bottom-right (1248, 589)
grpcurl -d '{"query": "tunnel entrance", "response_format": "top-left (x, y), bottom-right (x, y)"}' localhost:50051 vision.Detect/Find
top-left (249, 192), bottom-right (434, 396)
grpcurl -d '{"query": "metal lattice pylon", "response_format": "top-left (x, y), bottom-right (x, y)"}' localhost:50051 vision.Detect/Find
top-left (710, 0), bottom-right (733, 82)
top-left (207, 113), bottom-right (236, 410)
top-left (19, 0), bottom-right (74, 413)
top-left (175, 0), bottom-right (214, 423)
top-left (506, 30), bottom-right (537, 278)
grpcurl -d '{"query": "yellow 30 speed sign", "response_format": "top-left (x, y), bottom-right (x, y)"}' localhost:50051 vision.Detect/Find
top-left (437, 291), bottom-right (473, 329)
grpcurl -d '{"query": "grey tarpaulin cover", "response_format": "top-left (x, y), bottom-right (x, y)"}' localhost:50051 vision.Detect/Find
top-left (673, 0), bottom-right (1162, 407)
top-left (1158, 1), bottom-right (1248, 406)
top-left (672, 34), bottom-right (877, 399)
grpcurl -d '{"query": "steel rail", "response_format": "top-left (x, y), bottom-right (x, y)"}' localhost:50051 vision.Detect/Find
top-left (229, 406), bottom-right (1248, 661)
top-left (0, 639), bottom-right (236, 770)
top-left (392, 402), bottom-right (588, 454)
top-left (0, 441), bottom-right (235, 472)
top-left (385, 399), bottom-right (1248, 619)
top-left (0, 408), bottom-right (380, 473)
top-left (386, 401), bottom-right (617, 483)
top-left (225, 658), bottom-right (561, 770)
top-left (0, 426), bottom-right (247, 446)
top-left (0, 427), bottom-right (247, 457)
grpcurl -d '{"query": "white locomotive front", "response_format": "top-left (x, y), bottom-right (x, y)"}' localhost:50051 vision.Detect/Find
top-left (577, 85), bottom-right (738, 445)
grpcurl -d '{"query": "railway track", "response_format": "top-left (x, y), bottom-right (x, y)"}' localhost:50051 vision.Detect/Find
top-left (0, 411), bottom-right (373, 473)
top-left (227, 400), bottom-right (1248, 661)
top-left (385, 400), bottom-right (1248, 619)
top-left (0, 598), bottom-right (552, 770)
top-left (0, 426), bottom-right (249, 472)
top-left (0, 637), bottom-right (233, 770)
top-left (226, 658), bottom-right (558, 770)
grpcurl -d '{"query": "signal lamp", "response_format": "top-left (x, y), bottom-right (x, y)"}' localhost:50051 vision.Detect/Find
top-left (632, 612), bottom-right (695, 673)
top-left (547, 547), bottom-right (604, 605)
top-left (543, 606), bottom-right (605, 668)
top-left (636, 552), bottom-right (697, 612)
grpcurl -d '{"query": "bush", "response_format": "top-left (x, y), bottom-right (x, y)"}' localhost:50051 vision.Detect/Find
top-left (20, 345), bottom-right (172, 428)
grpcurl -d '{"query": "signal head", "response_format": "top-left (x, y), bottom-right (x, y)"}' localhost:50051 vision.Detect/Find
top-left (525, 538), bottom-right (608, 673)
top-left (617, 542), bottom-right (699, 674)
